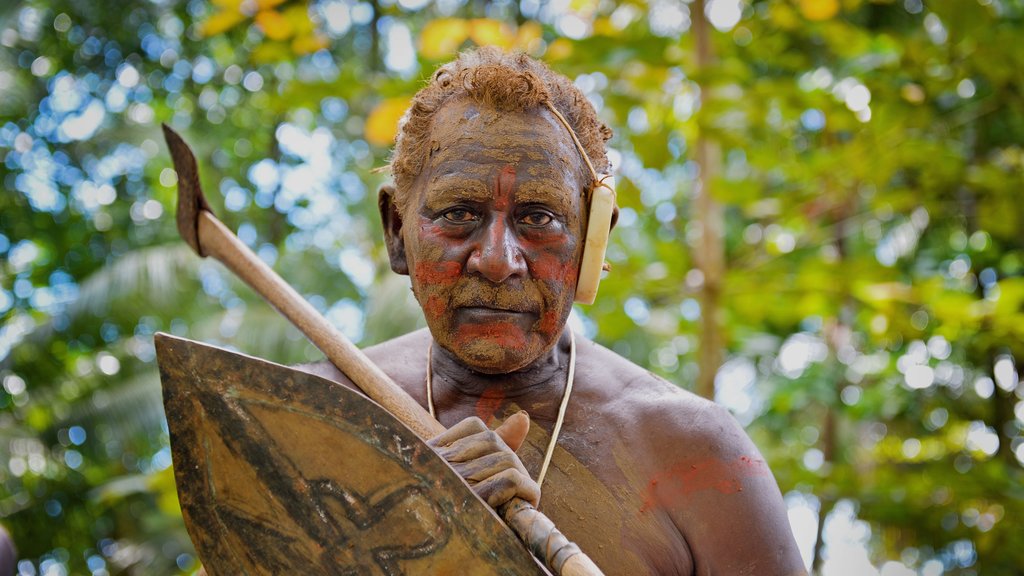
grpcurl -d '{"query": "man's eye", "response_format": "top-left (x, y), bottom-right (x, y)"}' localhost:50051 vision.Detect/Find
top-left (521, 212), bottom-right (554, 227)
top-left (442, 208), bottom-right (476, 223)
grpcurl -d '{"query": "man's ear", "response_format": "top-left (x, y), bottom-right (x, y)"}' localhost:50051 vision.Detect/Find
top-left (378, 184), bottom-right (409, 275)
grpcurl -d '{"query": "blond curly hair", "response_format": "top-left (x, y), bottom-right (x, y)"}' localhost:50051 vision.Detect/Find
top-left (389, 47), bottom-right (612, 212)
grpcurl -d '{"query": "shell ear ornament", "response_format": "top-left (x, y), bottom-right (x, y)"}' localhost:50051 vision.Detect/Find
top-left (540, 101), bottom-right (616, 305)
top-left (574, 175), bottom-right (615, 305)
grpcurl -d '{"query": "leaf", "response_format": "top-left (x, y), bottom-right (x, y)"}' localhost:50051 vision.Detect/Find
top-left (420, 18), bottom-right (470, 60)
top-left (251, 41), bottom-right (292, 63)
top-left (516, 20), bottom-right (544, 52)
top-left (799, 0), bottom-right (840, 21)
top-left (256, 10), bottom-right (294, 41)
top-left (854, 282), bottom-right (915, 306)
top-left (469, 18), bottom-right (516, 49)
top-left (365, 97), bottom-right (412, 146)
top-left (283, 4), bottom-right (315, 36)
top-left (993, 278), bottom-right (1024, 317)
top-left (291, 33), bottom-right (328, 55)
top-left (211, 0), bottom-right (244, 9)
top-left (546, 38), bottom-right (573, 60)
top-left (198, 9), bottom-right (247, 37)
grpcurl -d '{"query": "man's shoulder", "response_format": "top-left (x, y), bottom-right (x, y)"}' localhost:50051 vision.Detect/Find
top-left (293, 329), bottom-right (431, 392)
top-left (575, 336), bottom-right (750, 459)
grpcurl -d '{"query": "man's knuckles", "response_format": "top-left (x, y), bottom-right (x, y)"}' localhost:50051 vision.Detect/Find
top-left (454, 451), bottom-right (519, 480)
top-left (475, 468), bottom-right (540, 508)
top-left (436, 429), bottom-right (509, 460)
top-left (427, 416), bottom-right (489, 448)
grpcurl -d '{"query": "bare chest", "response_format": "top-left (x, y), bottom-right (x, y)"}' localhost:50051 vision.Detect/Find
top-left (516, 424), bottom-right (694, 576)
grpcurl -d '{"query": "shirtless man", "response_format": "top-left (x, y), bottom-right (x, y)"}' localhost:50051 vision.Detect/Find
top-left (306, 48), bottom-right (805, 575)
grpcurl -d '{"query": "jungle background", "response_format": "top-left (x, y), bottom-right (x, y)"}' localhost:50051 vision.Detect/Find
top-left (1, 0), bottom-right (1022, 574)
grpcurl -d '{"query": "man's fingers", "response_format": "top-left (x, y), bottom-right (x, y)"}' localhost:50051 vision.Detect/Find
top-left (427, 416), bottom-right (488, 448)
top-left (434, 429), bottom-right (507, 463)
top-left (451, 450), bottom-right (530, 482)
top-left (474, 468), bottom-right (541, 508)
top-left (494, 410), bottom-right (530, 453)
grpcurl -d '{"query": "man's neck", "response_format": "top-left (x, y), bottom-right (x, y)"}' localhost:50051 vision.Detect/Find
top-left (428, 329), bottom-right (573, 418)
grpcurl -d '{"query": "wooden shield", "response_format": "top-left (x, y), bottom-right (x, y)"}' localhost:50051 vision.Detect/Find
top-left (155, 333), bottom-right (549, 576)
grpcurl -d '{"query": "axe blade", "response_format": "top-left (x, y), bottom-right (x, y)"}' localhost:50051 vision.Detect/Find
top-left (162, 123), bottom-right (211, 257)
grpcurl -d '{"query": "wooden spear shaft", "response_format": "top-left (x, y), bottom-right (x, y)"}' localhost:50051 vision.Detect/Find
top-left (164, 125), bottom-right (602, 576)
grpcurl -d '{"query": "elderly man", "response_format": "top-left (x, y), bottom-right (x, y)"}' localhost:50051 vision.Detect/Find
top-left (305, 48), bottom-right (804, 575)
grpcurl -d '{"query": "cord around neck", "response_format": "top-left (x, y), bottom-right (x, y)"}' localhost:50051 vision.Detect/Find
top-left (425, 330), bottom-right (577, 492)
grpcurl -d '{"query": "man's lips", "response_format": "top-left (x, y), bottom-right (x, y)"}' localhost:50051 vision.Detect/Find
top-left (456, 306), bottom-right (538, 322)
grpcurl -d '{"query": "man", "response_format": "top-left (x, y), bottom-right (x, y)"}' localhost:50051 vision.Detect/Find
top-left (304, 48), bottom-right (805, 575)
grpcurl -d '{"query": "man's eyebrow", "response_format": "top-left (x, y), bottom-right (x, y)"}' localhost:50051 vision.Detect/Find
top-left (424, 172), bottom-right (491, 205)
top-left (515, 178), bottom-right (576, 214)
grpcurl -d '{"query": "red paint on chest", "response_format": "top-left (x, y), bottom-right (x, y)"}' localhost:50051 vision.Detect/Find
top-left (640, 455), bottom-right (769, 512)
top-left (414, 261), bottom-right (462, 285)
top-left (475, 388), bottom-right (506, 425)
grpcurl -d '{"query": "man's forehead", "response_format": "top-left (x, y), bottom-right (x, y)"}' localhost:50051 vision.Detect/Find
top-left (425, 101), bottom-right (580, 184)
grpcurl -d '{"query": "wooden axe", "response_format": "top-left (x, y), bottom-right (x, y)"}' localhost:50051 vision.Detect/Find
top-left (161, 124), bottom-right (603, 576)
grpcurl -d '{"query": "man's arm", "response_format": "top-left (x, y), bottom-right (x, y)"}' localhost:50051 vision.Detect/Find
top-left (647, 400), bottom-right (807, 575)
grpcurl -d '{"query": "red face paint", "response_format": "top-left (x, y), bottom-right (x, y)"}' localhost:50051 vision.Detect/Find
top-left (640, 456), bottom-right (770, 513)
top-left (413, 261), bottom-right (462, 285)
top-left (401, 98), bottom-right (586, 374)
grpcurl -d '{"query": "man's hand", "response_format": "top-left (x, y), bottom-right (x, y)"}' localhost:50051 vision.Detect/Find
top-left (428, 411), bottom-right (540, 509)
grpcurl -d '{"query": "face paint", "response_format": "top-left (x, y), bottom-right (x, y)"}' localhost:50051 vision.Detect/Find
top-left (403, 98), bottom-right (586, 374)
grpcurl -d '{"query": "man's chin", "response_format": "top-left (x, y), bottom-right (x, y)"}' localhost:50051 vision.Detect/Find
top-left (443, 329), bottom-right (549, 375)
top-left (453, 347), bottom-right (540, 375)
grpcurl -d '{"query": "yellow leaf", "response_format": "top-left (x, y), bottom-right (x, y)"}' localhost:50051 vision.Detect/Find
top-left (592, 17), bottom-right (617, 37)
top-left (211, 0), bottom-right (244, 9)
top-left (199, 9), bottom-right (247, 38)
top-left (256, 10), bottom-right (294, 41)
top-left (251, 41), bottom-right (292, 63)
top-left (515, 20), bottom-right (543, 52)
top-left (570, 0), bottom-right (599, 11)
top-left (546, 38), bottom-right (573, 60)
top-left (283, 4), bottom-right (315, 36)
top-left (799, 0), bottom-right (840, 21)
top-left (469, 18), bottom-right (515, 49)
top-left (365, 97), bottom-right (412, 147)
top-left (770, 3), bottom-right (800, 29)
top-left (256, 0), bottom-right (287, 9)
top-left (292, 33), bottom-right (328, 55)
top-left (420, 18), bottom-right (470, 60)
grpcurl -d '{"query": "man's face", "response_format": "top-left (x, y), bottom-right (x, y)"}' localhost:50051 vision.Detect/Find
top-left (386, 97), bottom-right (587, 374)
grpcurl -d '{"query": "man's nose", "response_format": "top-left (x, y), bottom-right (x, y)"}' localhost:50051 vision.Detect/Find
top-left (466, 218), bottom-right (527, 283)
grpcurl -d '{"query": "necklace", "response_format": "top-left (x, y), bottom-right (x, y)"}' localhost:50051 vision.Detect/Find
top-left (426, 330), bottom-right (577, 490)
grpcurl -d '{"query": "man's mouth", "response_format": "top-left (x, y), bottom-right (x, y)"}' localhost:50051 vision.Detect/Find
top-left (456, 306), bottom-right (538, 323)
top-left (458, 305), bottom-right (534, 314)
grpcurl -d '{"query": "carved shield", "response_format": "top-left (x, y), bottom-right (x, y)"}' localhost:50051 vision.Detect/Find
top-left (155, 333), bottom-right (548, 575)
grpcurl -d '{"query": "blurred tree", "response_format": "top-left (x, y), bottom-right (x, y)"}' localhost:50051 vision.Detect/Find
top-left (1, 0), bottom-right (1022, 574)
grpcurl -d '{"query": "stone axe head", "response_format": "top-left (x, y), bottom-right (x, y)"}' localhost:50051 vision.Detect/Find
top-left (162, 123), bottom-right (212, 257)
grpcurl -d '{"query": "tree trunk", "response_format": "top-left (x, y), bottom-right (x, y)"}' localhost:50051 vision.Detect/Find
top-left (692, 0), bottom-right (725, 400)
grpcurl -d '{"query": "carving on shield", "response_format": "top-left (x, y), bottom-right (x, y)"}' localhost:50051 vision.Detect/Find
top-left (155, 333), bottom-right (548, 575)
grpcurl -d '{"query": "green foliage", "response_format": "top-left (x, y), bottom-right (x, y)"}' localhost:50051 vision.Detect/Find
top-left (1, 0), bottom-right (1022, 574)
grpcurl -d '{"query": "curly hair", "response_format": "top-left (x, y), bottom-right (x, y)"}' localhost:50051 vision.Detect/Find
top-left (389, 47), bottom-right (613, 213)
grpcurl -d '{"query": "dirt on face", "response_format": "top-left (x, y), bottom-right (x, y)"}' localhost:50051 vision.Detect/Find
top-left (398, 97), bottom-right (587, 374)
